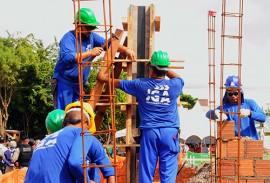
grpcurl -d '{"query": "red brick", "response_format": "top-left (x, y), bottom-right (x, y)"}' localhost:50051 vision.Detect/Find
top-left (218, 159), bottom-right (236, 176)
top-left (227, 140), bottom-right (245, 158)
top-left (238, 159), bottom-right (254, 176)
top-left (218, 178), bottom-right (265, 183)
top-left (255, 160), bottom-right (270, 176)
top-left (218, 178), bottom-right (246, 183)
top-left (245, 140), bottom-right (263, 158)
top-left (217, 139), bottom-right (244, 159)
top-left (246, 179), bottom-right (265, 183)
top-left (216, 139), bottom-right (227, 159)
top-left (217, 121), bottom-right (235, 139)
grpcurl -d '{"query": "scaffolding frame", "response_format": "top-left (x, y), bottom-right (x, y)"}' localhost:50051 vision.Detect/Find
top-left (208, 10), bottom-right (217, 183)
top-left (71, 1), bottom-right (184, 182)
top-left (218, 0), bottom-right (244, 182)
top-left (72, 0), bottom-right (119, 182)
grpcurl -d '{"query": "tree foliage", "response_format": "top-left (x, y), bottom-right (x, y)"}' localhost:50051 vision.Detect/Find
top-left (0, 33), bottom-right (58, 138)
top-left (180, 92), bottom-right (198, 110)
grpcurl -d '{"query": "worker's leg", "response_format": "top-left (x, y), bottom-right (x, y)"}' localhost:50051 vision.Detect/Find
top-left (159, 128), bottom-right (179, 183)
top-left (55, 81), bottom-right (78, 110)
top-left (139, 129), bottom-right (159, 183)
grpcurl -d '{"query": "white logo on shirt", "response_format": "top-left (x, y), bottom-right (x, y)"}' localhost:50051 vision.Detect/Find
top-left (35, 129), bottom-right (63, 151)
top-left (146, 85), bottom-right (170, 105)
top-left (86, 44), bottom-right (92, 51)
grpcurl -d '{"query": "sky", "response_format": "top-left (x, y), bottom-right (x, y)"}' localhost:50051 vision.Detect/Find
top-left (1, 0), bottom-right (270, 108)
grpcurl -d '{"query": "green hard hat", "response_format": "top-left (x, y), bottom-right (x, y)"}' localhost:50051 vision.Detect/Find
top-left (76, 8), bottom-right (100, 25)
top-left (45, 109), bottom-right (65, 134)
top-left (149, 50), bottom-right (170, 67)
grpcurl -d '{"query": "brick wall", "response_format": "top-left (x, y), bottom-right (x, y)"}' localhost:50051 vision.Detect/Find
top-left (216, 121), bottom-right (270, 182)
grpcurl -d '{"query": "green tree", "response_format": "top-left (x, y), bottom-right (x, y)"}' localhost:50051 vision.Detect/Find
top-left (0, 35), bottom-right (22, 136)
top-left (0, 33), bottom-right (58, 138)
top-left (180, 92), bottom-right (198, 110)
top-left (265, 109), bottom-right (270, 116)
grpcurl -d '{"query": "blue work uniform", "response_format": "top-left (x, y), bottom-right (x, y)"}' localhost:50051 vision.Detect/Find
top-left (206, 90), bottom-right (266, 140)
top-left (24, 126), bottom-right (114, 183)
top-left (120, 77), bottom-right (184, 183)
top-left (53, 31), bottom-right (105, 110)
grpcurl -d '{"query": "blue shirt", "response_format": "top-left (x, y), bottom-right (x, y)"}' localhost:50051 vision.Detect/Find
top-left (120, 77), bottom-right (184, 129)
top-left (206, 91), bottom-right (266, 140)
top-left (53, 31), bottom-right (105, 86)
top-left (24, 126), bottom-right (114, 183)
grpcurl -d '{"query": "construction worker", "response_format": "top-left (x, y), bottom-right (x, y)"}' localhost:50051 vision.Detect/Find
top-left (206, 75), bottom-right (266, 140)
top-left (17, 135), bottom-right (33, 168)
top-left (53, 7), bottom-right (135, 110)
top-left (24, 101), bottom-right (115, 183)
top-left (45, 109), bottom-right (65, 134)
top-left (97, 50), bottom-right (184, 183)
top-left (42, 104), bottom-right (100, 182)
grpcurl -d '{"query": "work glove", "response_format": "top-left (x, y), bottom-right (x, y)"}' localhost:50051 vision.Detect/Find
top-left (240, 109), bottom-right (251, 118)
top-left (214, 109), bottom-right (228, 121)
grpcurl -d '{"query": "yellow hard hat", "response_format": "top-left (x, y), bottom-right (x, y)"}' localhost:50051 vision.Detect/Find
top-left (65, 101), bottom-right (96, 134)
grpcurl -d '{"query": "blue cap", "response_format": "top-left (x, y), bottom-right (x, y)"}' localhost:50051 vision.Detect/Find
top-left (224, 75), bottom-right (242, 88)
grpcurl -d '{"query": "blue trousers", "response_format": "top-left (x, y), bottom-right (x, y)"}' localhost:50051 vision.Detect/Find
top-left (139, 128), bottom-right (179, 183)
top-left (55, 80), bottom-right (79, 110)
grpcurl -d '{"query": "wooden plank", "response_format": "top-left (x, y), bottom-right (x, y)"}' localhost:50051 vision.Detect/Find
top-left (125, 6), bottom-right (136, 183)
top-left (94, 62), bottom-right (123, 130)
top-left (88, 29), bottom-right (124, 110)
top-left (154, 16), bottom-right (161, 32)
top-left (145, 5), bottom-right (150, 61)
top-left (149, 4), bottom-right (155, 56)
top-left (122, 17), bottom-right (128, 31)
top-left (94, 38), bottom-right (128, 130)
top-left (125, 105), bottom-right (132, 183)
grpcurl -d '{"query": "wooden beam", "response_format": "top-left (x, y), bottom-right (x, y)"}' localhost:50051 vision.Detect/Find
top-left (94, 62), bottom-right (123, 130)
top-left (88, 29), bottom-right (124, 112)
top-left (94, 38), bottom-right (128, 130)
top-left (122, 17), bottom-right (128, 31)
top-left (155, 16), bottom-right (161, 32)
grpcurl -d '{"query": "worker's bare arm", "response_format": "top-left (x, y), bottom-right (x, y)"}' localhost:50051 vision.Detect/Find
top-left (118, 45), bottom-right (135, 62)
top-left (106, 176), bottom-right (116, 183)
top-left (75, 47), bottom-right (104, 61)
top-left (97, 71), bottom-right (121, 88)
top-left (166, 69), bottom-right (181, 79)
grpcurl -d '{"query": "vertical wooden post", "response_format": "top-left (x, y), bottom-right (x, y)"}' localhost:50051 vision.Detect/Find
top-left (125, 4), bottom-right (157, 183)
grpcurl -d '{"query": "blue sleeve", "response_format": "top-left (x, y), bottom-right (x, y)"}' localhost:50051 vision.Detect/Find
top-left (92, 32), bottom-right (106, 47)
top-left (88, 137), bottom-right (115, 178)
top-left (68, 134), bottom-right (91, 183)
top-left (3, 151), bottom-right (11, 166)
top-left (206, 110), bottom-right (215, 119)
top-left (205, 107), bottom-right (221, 120)
top-left (59, 32), bottom-right (77, 64)
top-left (68, 133), bottom-right (114, 182)
top-left (171, 78), bottom-right (184, 93)
top-left (120, 79), bottom-right (139, 97)
top-left (247, 99), bottom-right (266, 122)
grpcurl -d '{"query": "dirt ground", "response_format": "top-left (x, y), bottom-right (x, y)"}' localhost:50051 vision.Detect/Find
top-left (186, 163), bottom-right (212, 183)
top-left (153, 162), bottom-right (212, 183)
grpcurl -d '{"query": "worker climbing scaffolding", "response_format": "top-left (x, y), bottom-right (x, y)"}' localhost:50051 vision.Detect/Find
top-left (52, 7), bottom-right (135, 110)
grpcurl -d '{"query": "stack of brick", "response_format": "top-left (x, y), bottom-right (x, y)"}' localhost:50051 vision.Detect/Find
top-left (216, 121), bottom-right (270, 183)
